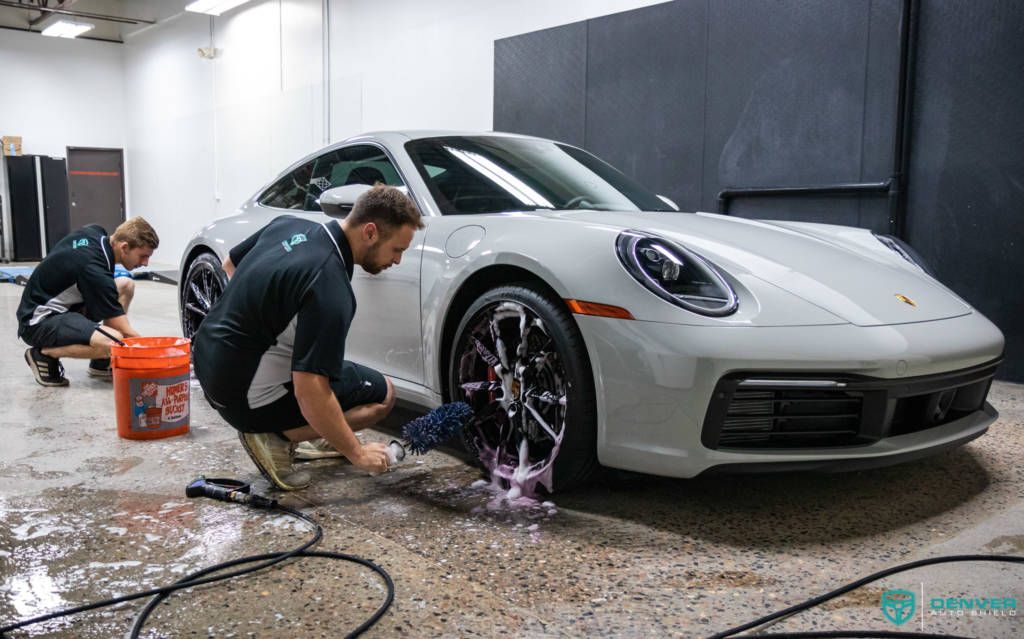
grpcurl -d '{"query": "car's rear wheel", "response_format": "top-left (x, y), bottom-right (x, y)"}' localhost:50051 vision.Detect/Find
top-left (180, 252), bottom-right (227, 339)
top-left (448, 284), bottom-right (598, 493)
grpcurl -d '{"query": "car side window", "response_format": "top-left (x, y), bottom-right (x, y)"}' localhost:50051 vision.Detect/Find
top-left (258, 159), bottom-right (316, 210)
top-left (302, 145), bottom-right (404, 211)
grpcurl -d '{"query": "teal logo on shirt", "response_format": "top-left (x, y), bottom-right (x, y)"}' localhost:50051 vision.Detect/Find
top-left (281, 233), bottom-right (308, 252)
top-left (72, 239), bottom-right (89, 249)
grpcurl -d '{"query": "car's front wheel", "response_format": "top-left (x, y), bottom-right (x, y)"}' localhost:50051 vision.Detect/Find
top-left (448, 284), bottom-right (598, 493)
top-left (180, 252), bottom-right (227, 339)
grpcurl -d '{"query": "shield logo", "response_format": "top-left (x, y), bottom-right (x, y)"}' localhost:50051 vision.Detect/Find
top-left (881, 589), bottom-right (916, 626)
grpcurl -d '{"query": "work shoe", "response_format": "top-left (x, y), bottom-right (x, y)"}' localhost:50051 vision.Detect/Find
top-left (88, 358), bottom-right (113, 380)
top-left (24, 347), bottom-right (69, 387)
top-left (237, 432), bottom-right (311, 491)
top-left (294, 438), bottom-right (347, 461)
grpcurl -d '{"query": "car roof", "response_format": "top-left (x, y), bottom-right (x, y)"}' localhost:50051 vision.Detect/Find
top-left (340, 130), bottom-right (546, 146)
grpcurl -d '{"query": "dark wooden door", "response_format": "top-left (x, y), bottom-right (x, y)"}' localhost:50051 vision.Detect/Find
top-left (67, 147), bottom-right (125, 234)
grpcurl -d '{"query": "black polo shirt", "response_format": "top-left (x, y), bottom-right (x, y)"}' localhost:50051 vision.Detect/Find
top-left (16, 224), bottom-right (123, 336)
top-left (193, 216), bottom-right (356, 409)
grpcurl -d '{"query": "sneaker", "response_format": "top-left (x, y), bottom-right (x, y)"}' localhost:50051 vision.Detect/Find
top-left (294, 438), bottom-right (347, 461)
top-left (24, 347), bottom-right (69, 387)
top-left (237, 432), bottom-right (311, 491)
top-left (88, 358), bottom-right (112, 380)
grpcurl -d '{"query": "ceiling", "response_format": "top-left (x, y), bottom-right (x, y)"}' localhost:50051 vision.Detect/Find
top-left (0, 0), bottom-right (195, 42)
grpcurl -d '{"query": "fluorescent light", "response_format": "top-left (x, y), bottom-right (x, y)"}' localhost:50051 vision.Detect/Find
top-left (185, 0), bottom-right (251, 16)
top-left (40, 19), bottom-right (95, 38)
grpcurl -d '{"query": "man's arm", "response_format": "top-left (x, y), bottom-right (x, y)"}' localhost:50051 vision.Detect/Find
top-left (78, 263), bottom-right (135, 335)
top-left (225, 222), bottom-right (272, 279)
top-left (292, 371), bottom-right (390, 474)
top-left (103, 314), bottom-right (140, 339)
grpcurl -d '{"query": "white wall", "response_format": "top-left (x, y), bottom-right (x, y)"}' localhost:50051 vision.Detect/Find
top-left (328, 0), bottom-right (671, 138)
top-left (121, 0), bottom-right (669, 264)
top-left (0, 28), bottom-right (126, 259)
top-left (0, 29), bottom-right (126, 155)
top-left (124, 0), bottom-right (324, 264)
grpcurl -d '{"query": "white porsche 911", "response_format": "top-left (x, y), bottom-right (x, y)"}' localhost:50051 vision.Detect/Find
top-left (179, 131), bottom-right (1004, 493)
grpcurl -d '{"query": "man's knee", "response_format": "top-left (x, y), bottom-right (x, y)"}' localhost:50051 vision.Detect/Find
top-left (382, 377), bottom-right (396, 411)
top-left (369, 378), bottom-right (396, 421)
top-left (116, 277), bottom-right (135, 305)
top-left (91, 326), bottom-right (123, 347)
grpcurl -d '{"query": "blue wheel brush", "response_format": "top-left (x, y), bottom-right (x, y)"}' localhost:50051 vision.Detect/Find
top-left (385, 402), bottom-right (475, 464)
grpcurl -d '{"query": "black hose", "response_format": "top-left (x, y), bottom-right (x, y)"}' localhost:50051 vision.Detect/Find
top-left (707, 554), bottom-right (1024, 639)
top-left (0, 504), bottom-right (393, 638)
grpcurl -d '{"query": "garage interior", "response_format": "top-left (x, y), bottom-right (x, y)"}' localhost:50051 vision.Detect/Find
top-left (1, 1), bottom-right (1022, 637)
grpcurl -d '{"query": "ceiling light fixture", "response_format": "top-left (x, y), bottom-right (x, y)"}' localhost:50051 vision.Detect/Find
top-left (185, 0), bottom-right (252, 16)
top-left (40, 19), bottom-right (95, 38)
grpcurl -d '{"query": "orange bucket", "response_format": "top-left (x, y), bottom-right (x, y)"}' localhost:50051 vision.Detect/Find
top-left (112, 337), bottom-right (191, 440)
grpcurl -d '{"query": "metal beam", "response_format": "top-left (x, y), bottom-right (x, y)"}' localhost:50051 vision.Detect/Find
top-left (28, 0), bottom-right (75, 26)
top-left (0, 0), bottom-right (156, 25)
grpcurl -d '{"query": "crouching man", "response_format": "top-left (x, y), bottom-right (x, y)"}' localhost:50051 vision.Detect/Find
top-left (193, 185), bottom-right (423, 490)
top-left (18, 218), bottom-right (159, 386)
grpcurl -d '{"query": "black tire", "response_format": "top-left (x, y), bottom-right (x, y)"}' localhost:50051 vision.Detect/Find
top-left (180, 252), bottom-right (228, 339)
top-left (448, 284), bottom-right (598, 493)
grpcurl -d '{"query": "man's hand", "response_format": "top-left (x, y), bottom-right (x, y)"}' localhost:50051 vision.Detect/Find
top-left (350, 442), bottom-right (391, 474)
top-left (294, 371), bottom-right (391, 475)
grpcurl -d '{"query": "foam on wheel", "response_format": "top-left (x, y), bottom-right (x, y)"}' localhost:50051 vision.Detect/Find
top-left (448, 284), bottom-right (598, 493)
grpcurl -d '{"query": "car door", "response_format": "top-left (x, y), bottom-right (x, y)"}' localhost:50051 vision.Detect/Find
top-left (298, 143), bottom-right (425, 386)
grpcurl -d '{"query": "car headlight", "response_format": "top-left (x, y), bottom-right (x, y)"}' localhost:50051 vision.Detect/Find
top-left (872, 233), bottom-right (936, 277)
top-left (615, 230), bottom-right (738, 316)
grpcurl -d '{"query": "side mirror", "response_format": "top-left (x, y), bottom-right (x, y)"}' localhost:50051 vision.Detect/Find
top-left (656, 194), bottom-right (680, 211)
top-left (318, 184), bottom-right (372, 217)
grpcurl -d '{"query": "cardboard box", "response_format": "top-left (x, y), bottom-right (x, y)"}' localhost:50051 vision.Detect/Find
top-left (2, 135), bottom-right (22, 156)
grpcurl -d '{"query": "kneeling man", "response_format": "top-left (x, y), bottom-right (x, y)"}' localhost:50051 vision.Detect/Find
top-left (18, 218), bottom-right (158, 386)
top-left (193, 185), bottom-right (423, 490)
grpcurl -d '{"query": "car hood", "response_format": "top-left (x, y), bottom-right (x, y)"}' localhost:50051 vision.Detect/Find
top-left (553, 210), bottom-right (971, 326)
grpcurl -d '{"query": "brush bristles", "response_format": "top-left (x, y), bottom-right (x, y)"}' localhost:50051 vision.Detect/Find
top-left (402, 402), bottom-right (474, 455)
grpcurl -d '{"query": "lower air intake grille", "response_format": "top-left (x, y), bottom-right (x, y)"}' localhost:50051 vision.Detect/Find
top-left (720, 389), bottom-right (864, 448)
top-left (701, 360), bottom-right (1000, 451)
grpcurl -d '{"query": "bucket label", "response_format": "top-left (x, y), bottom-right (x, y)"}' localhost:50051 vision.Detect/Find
top-left (129, 373), bottom-right (190, 433)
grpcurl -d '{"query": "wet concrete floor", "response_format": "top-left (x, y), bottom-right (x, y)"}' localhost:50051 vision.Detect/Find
top-left (1, 280), bottom-right (1022, 637)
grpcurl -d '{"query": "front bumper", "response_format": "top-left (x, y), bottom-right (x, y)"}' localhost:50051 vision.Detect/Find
top-left (575, 311), bottom-right (1005, 478)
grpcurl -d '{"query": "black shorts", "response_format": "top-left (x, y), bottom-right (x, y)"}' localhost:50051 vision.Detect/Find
top-left (210, 361), bottom-right (389, 434)
top-left (20, 312), bottom-right (99, 348)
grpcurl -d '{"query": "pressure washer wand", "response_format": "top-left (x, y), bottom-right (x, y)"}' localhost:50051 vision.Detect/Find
top-left (186, 476), bottom-right (277, 509)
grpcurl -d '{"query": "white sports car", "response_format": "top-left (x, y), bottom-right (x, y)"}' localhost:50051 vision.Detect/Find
top-left (179, 131), bottom-right (1004, 492)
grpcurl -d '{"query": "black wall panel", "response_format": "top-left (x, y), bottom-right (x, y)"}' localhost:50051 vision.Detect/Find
top-left (494, 22), bottom-right (587, 147)
top-left (906, 1), bottom-right (1024, 381)
top-left (586, 0), bottom-right (707, 207)
top-left (495, 0), bottom-right (1024, 381)
top-left (40, 157), bottom-right (70, 251)
top-left (703, 0), bottom-right (892, 229)
top-left (6, 155), bottom-right (42, 261)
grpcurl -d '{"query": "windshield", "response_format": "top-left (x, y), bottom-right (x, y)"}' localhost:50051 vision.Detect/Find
top-left (405, 136), bottom-right (676, 214)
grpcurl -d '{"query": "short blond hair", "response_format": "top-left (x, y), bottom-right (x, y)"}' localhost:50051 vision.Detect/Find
top-left (349, 184), bottom-right (424, 236)
top-left (112, 217), bottom-right (159, 249)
